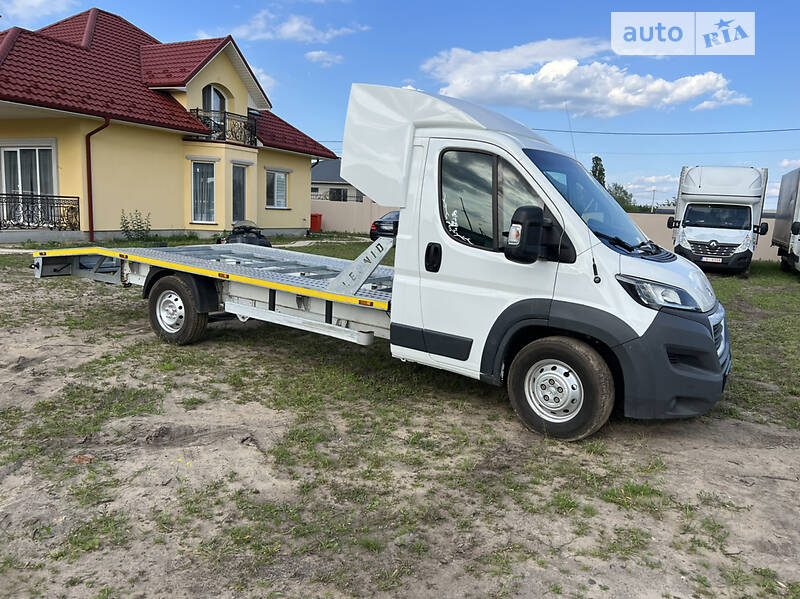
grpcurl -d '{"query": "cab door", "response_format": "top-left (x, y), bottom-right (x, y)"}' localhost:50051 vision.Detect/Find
top-left (417, 139), bottom-right (560, 376)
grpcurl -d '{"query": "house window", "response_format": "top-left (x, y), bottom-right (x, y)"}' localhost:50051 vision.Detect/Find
top-left (329, 187), bottom-right (348, 202)
top-left (1, 147), bottom-right (54, 195)
top-left (232, 165), bottom-right (246, 222)
top-left (192, 162), bottom-right (215, 223)
top-left (201, 84), bottom-right (227, 113)
top-left (266, 171), bottom-right (287, 208)
top-left (311, 187), bottom-right (319, 193)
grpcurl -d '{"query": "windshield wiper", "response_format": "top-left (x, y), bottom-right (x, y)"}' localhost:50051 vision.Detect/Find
top-left (593, 231), bottom-right (635, 252)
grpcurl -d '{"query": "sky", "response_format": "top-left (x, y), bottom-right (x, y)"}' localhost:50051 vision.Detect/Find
top-left (2, 0), bottom-right (799, 208)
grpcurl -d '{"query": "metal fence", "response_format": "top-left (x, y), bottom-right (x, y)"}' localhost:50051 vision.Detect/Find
top-left (189, 109), bottom-right (258, 146)
top-left (0, 194), bottom-right (80, 230)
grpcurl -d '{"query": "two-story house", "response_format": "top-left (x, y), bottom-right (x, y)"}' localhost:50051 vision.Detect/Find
top-left (0, 8), bottom-right (336, 240)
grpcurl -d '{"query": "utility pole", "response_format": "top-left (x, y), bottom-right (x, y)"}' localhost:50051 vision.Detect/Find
top-left (650, 189), bottom-right (656, 213)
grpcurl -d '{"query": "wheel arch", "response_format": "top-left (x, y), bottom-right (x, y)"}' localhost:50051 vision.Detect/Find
top-left (480, 299), bottom-right (640, 407)
top-left (143, 268), bottom-right (220, 313)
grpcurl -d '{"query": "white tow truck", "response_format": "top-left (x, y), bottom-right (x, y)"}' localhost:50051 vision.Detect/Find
top-left (34, 84), bottom-right (730, 440)
top-left (667, 166), bottom-right (769, 273)
top-left (772, 167), bottom-right (800, 274)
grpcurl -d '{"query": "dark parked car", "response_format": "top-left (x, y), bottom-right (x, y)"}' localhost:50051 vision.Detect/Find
top-left (370, 211), bottom-right (400, 240)
top-left (220, 220), bottom-right (272, 247)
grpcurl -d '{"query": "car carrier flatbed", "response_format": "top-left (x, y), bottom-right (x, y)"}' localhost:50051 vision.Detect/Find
top-left (33, 239), bottom-right (395, 346)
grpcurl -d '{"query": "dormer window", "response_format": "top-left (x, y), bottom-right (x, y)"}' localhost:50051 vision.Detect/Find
top-left (201, 84), bottom-right (227, 114)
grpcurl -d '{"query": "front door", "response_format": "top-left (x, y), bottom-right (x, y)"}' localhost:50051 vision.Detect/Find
top-left (232, 165), bottom-right (246, 222)
top-left (417, 139), bottom-right (560, 376)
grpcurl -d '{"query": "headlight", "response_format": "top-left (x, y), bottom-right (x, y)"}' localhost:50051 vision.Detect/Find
top-left (616, 275), bottom-right (701, 311)
top-left (676, 229), bottom-right (691, 249)
top-left (733, 233), bottom-right (752, 254)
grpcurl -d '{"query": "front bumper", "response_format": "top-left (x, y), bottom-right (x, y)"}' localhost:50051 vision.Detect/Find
top-left (674, 245), bottom-right (752, 272)
top-left (614, 302), bottom-right (731, 419)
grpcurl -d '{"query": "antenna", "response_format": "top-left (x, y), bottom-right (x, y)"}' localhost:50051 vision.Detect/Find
top-left (564, 101), bottom-right (577, 160)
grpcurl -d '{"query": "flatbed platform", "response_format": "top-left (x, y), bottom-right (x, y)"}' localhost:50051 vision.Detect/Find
top-left (34, 243), bottom-right (394, 310)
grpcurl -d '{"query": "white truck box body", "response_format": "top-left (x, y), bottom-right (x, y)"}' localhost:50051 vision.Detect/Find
top-left (771, 167), bottom-right (800, 272)
top-left (672, 166), bottom-right (768, 271)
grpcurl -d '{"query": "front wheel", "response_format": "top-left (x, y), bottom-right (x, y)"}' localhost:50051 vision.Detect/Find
top-left (507, 336), bottom-right (614, 441)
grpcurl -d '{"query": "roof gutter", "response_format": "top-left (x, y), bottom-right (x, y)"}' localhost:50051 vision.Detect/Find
top-left (85, 117), bottom-right (110, 242)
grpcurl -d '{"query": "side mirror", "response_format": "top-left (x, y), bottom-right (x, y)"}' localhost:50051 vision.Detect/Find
top-left (792, 221), bottom-right (800, 236)
top-left (505, 206), bottom-right (543, 264)
top-left (667, 216), bottom-right (675, 229)
top-left (755, 222), bottom-right (769, 235)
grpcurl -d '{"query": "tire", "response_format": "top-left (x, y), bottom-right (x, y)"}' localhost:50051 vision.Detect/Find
top-left (780, 257), bottom-right (793, 273)
top-left (148, 275), bottom-right (208, 345)
top-left (507, 336), bottom-right (614, 441)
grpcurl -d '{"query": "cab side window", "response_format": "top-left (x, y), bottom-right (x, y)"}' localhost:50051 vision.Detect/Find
top-left (440, 151), bottom-right (494, 249)
top-left (498, 159), bottom-right (544, 249)
top-left (440, 150), bottom-right (544, 250)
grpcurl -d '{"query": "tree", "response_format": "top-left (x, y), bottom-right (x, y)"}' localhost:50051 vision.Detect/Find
top-left (591, 156), bottom-right (606, 187)
top-left (607, 182), bottom-right (633, 209)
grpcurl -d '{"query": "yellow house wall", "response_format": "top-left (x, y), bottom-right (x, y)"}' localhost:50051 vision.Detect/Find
top-left (257, 149), bottom-right (312, 231)
top-left (0, 117), bottom-right (92, 229)
top-left (90, 122), bottom-right (186, 231)
top-left (184, 51), bottom-right (250, 115)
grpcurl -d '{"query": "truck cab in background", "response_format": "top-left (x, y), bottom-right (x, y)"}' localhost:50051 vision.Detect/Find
top-left (772, 167), bottom-right (800, 274)
top-left (667, 166), bottom-right (768, 273)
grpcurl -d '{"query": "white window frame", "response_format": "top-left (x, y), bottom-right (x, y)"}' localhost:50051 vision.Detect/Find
top-left (191, 161), bottom-right (216, 224)
top-left (266, 169), bottom-right (289, 209)
top-left (0, 138), bottom-right (58, 196)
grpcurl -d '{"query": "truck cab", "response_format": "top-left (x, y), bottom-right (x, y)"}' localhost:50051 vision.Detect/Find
top-left (342, 85), bottom-right (730, 440)
top-left (668, 166), bottom-right (769, 273)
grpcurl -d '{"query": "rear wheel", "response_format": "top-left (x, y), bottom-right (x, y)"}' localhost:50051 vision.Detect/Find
top-left (507, 336), bottom-right (614, 441)
top-left (780, 257), bottom-right (793, 273)
top-left (148, 275), bottom-right (208, 345)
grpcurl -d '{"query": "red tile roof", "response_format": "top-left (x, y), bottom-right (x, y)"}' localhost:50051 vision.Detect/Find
top-left (256, 110), bottom-right (337, 159)
top-left (0, 8), bottom-right (334, 157)
top-left (141, 37), bottom-right (230, 87)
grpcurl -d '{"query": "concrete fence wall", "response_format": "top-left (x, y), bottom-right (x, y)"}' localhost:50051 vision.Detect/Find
top-left (311, 202), bottom-right (780, 262)
top-left (631, 213), bottom-right (778, 262)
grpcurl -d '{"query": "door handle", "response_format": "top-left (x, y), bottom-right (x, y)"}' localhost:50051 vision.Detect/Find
top-left (425, 242), bottom-right (442, 272)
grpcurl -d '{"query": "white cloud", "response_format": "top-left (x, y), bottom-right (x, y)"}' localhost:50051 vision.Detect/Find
top-left (251, 66), bottom-right (277, 94)
top-left (422, 38), bottom-right (750, 118)
top-left (232, 10), bottom-right (368, 43)
top-left (304, 50), bottom-right (343, 67)
top-left (780, 158), bottom-right (800, 169)
top-left (691, 88), bottom-right (751, 111)
top-left (195, 29), bottom-right (213, 40)
top-left (0, 0), bottom-right (76, 23)
top-left (635, 175), bottom-right (679, 184)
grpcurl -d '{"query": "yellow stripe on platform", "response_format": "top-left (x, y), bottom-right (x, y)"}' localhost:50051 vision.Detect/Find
top-left (33, 248), bottom-right (388, 310)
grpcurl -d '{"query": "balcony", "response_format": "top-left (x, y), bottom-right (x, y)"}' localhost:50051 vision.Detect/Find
top-left (0, 194), bottom-right (80, 230)
top-left (189, 109), bottom-right (258, 146)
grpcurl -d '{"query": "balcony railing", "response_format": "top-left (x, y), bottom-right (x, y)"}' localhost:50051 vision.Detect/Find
top-left (189, 109), bottom-right (258, 146)
top-left (0, 194), bottom-right (80, 230)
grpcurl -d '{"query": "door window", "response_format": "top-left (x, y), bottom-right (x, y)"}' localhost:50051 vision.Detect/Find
top-left (440, 150), bottom-right (543, 250)
top-left (232, 165), bottom-right (246, 222)
top-left (1, 148), bottom-right (54, 195)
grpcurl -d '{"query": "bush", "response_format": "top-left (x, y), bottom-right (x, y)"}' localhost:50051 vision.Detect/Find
top-left (120, 209), bottom-right (152, 242)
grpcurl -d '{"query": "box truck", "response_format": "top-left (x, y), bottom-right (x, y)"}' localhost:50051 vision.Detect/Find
top-left (33, 85), bottom-right (730, 440)
top-left (772, 167), bottom-right (800, 274)
top-left (667, 166), bottom-right (769, 273)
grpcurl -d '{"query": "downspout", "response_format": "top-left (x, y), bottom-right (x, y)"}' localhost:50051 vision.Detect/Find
top-left (85, 117), bottom-right (110, 242)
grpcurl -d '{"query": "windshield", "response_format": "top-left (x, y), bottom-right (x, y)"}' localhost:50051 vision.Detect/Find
top-left (683, 204), bottom-right (751, 230)
top-left (523, 149), bottom-right (647, 248)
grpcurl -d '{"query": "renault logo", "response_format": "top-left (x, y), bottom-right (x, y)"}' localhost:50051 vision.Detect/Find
top-left (709, 240), bottom-right (718, 248)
